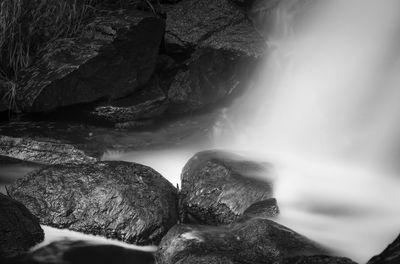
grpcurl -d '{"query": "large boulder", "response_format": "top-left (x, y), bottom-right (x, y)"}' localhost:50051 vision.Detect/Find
top-left (0, 194), bottom-right (44, 259)
top-left (164, 0), bottom-right (265, 114)
top-left (16, 9), bottom-right (165, 113)
top-left (7, 161), bottom-right (178, 245)
top-left (156, 217), bottom-right (327, 264)
top-left (20, 240), bottom-right (155, 264)
top-left (0, 135), bottom-right (97, 165)
top-left (180, 150), bottom-right (276, 225)
top-left (367, 234), bottom-right (400, 264)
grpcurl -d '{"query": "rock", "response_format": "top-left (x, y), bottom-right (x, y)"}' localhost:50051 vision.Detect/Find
top-left (22, 240), bottom-right (155, 264)
top-left (241, 198), bottom-right (279, 219)
top-left (0, 194), bottom-right (44, 259)
top-left (283, 255), bottom-right (358, 264)
top-left (167, 48), bottom-right (256, 114)
top-left (164, 0), bottom-right (264, 114)
top-left (7, 161), bottom-right (178, 245)
top-left (180, 150), bottom-right (276, 225)
top-left (156, 217), bottom-right (327, 264)
top-left (16, 9), bottom-right (165, 113)
top-left (0, 135), bottom-right (97, 165)
top-left (174, 255), bottom-right (236, 264)
top-left (87, 75), bottom-right (168, 125)
top-left (367, 234), bottom-right (400, 264)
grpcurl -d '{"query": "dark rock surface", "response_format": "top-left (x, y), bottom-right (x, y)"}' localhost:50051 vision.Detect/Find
top-left (283, 255), bottom-right (358, 264)
top-left (16, 9), bottom-right (165, 113)
top-left (0, 194), bottom-right (44, 259)
top-left (167, 48), bottom-right (256, 114)
top-left (180, 150), bottom-right (275, 225)
top-left (156, 217), bottom-right (327, 264)
top-left (19, 240), bottom-right (155, 264)
top-left (367, 234), bottom-right (400, 264)
top-left (7, 161), bottom-right (178, 245)
top-left (164, 0), bottom-right (264, 114)
top-left (87, 76), bottom-right (168, 125)
top-left (0, 135), bottom-right (97, 165)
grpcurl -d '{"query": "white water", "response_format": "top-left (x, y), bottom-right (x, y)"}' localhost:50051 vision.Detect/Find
top-left (103, 0), bottom-right (400, 263)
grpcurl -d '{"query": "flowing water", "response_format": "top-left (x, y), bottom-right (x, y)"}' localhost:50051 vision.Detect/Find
top-left (2, 0), bottom-right (400, 262)
top-left (104, 0), bottom-right (400, 262)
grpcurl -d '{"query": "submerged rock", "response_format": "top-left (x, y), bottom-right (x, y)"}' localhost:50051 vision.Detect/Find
top-left (17, 9), bottom-right (165, 113)
top-left (367, 234), bottom-right (400, 264)
top-left (0, 194), bottom-right (44, 259)
top-left (22, 240), bottom-right (155, 264)
top-left (180, 150), bottom-right (276, 225)
top-left (156, 217), bottom-right (327, 264)
top-left (0, 135), bottom-right (97, 165)
top-left (7, 161), bottom-right (178, 245)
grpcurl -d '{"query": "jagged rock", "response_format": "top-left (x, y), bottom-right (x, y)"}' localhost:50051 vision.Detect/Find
top-left (0, 135), bottom-right (97, 165)
top-left (180, 150), bottom-right (276, 225)
top-left (0, 194), bottom-right (44, 259)
top-left (20, 240), bottom-right (155, 264)
top-left (367, 234), bottom-right (400, 264)
top-left (16, 9), bottom-right (165, 113)
top-left (156, 217), bottom-right (327, 264)
top-left (7, 161), bottom-right (178, 245)
top-left (164, 0), bottom-right (264, 114)
top-left (283, 255), bottom-right (358, 264)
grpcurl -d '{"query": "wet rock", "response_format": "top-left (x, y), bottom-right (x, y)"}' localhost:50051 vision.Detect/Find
top-left (164, 0), bottom-right (264, 114)
top-left (0, 135), bottom-right (97, 165)
top-left (87, 77), bottom-right (168, 125)
top-left (17, 9), bottom-right (165, 113)
top-left (7, 161), bottom-right (178, 245)
top-left (174, 255), bottom-right (236, 264)
top-left (241, 198), bottom-right (279, 219)
top-left (0, 194), bottom-right (44, 259)
top-left (167, 48), bottom-right (256, 114)
top-left (22, 240), bottom-right (155, 264)
top-left (156, 217), bottom-right (327, 264)
top-left (367, 234), bottom-right (400, 264)
top-left (283, 255), bottom-right (358, 264)
top-left (180, 150), bottom-right (276, 225)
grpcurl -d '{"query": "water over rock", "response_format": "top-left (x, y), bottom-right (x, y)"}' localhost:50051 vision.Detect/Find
top-left (0, 135), bottom-right (97, 165)
top-left (367, 234), bottom-right (400, 264)
top-left (180, 150), bottom-right (276, 225)
top-left (16, 9), bottom-right (165, 113)
top-left (18, 240), bottom-right (155, 264)
top-left (7, 161), bottom-right (178, 245)
top-left (156, 217), bottom-right (327, 264)
top-left (0, 194), bottom-right (44, 259)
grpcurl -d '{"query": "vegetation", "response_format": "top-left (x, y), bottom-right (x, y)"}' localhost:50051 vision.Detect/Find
top-left (0, 0), bottom-right (154, 83)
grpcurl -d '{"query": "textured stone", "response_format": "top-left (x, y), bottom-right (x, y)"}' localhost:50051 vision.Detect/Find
top-left (367, 234), bottom-right (400, 264)
top-left (0, 194), bottom-right (44, 259)
top-left (7, 161), bottom-right (178, 245)
top-left (17, 9), bottom-right (165, 113)
top-left (156, 218), bottom-right (327, 264)
top-left (283, 255), bottom-right (358, 264)
top-left (0, 135), bottom-right (97, 165)
top-left (180, 150), bottom-right (276, 225)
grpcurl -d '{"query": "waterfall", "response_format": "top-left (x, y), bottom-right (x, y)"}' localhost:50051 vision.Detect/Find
top-left (215, 0), bottom-right (400, 262)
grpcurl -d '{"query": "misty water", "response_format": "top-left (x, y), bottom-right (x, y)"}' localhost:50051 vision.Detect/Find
top-left (105, 0), bottom-right (400, 262)
top-left (2, 0), bottom-right (400, 262)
